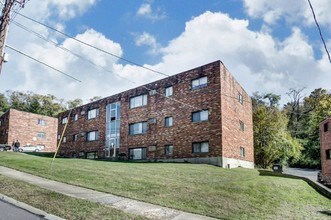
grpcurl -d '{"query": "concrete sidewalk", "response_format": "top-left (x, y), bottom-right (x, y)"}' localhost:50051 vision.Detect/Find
top-left (0, 166), bottom-right (215, 220)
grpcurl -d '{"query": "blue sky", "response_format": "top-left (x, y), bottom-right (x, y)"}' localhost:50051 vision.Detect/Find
top-left (0, 0), bottom-right (330, 104)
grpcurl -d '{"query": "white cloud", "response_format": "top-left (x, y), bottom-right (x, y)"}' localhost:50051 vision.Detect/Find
top-left (134, 32), bottom-right (161, 55)
top-left (243, 0), bottom-right (331, 27)
top-left (136, 2), bottom-right (166, 21)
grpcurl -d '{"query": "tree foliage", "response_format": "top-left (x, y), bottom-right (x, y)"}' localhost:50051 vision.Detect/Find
top-left (253, 92), bottom-right (302, 168)
top-left (0, 91), bottom-right (93, 118)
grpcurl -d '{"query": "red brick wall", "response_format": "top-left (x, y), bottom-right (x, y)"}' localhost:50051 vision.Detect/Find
top-left (58, 61), bottom-right (254, 167)
top-left (4, 109), bottom-right (58, 151)
top-left (320, 118), bottom-right (331, 177)
top-left (220, 64), bottom-right (254, 163)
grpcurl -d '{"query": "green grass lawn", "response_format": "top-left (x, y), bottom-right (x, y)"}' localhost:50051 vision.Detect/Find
top-left (0, 151), bottom-right (330, 219)
top-left (0, 175), bottom-right (146, 220)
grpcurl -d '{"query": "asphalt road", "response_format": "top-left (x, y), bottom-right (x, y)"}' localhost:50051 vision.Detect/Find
top-left (0, 199), bottom-right (44, 220)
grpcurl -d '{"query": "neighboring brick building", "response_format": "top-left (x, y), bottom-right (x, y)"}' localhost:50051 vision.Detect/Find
top-left (320, 117), bottom-right (331, 184)
top-left (58, 60), bottom-right (254, 168)
top-left (0, 109), bottom-right (58, 151)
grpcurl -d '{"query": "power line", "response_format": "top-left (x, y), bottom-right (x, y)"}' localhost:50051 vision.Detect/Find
top-left (307, 0), bottom-right (331, 63)
top-left (16, 12), bottom-right (172, 78)
top-left (5, 44), bottom-right (82, 82)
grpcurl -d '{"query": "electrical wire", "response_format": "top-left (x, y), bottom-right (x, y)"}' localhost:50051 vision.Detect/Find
top-left (16, 12), bottom-right (171, 78)
top-left (5, 44), bottom-right (82, 82)
top-left (307, 0), bottom-right (331, 63)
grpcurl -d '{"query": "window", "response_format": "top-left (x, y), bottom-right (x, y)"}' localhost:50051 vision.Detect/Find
top-left (165, 86), bottom-right (173, 97)
top-left (88, 108), bottom-right (99, 119)
top-left (87, 131), bottom-right (100, 141)
top-left (192, 76), bottom-right (207, 90)
top-left (165, 145), bottom-right (174, 155)
top-left (74, 114), bottom-right (78, 121)
top-left (239, 120), bottom-right (245, 131)
top-left (326, 149), bottom-right (331, 159)
top-left (192, 142), bottom-right (209, 153)
top-left (129, 122), bottom-right (147, 135)
top-left (37, 132), bottom-right (45, 139)
top-left (0, 120), bottom-right (2, 126)
top-left (129, 148), bottom-right (147, 160)
top-left (238, 93), bottom-right (243, 104)
top-left (62, 117), bottom-right (68, 124)
top-left (57, 135), bottom-right (61, 140)
top-left (192, 110), bottom-right (209, 122)
top-left (240, 147), bottom-right (245, 157)
top-left (165, 116), bottom-right (173, 127)
top-left (37, 119), bottom-right (45, 126)
top-left (62, 136), bottom-right (67, 143)
top-left (130, 94), bottom-right (147, 109)
top-left (73, 134), bottom-right (78, 142)
top-left (324, 122), bottom-right (329, 132)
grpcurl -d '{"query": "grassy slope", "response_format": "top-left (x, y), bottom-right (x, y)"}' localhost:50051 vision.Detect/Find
top-left (0, 175), bottom-right (146, 220)
top-left (0, 152), bottom-right (330, 219)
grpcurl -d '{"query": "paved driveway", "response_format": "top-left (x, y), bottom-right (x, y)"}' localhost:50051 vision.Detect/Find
top-left (283, 167), bottom-right (320, 181)
top-left (0, 199), bottom-right (44, 220)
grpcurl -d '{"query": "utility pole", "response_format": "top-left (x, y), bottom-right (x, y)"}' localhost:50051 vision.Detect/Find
top-left (0, 0), bottom-right (15, 75)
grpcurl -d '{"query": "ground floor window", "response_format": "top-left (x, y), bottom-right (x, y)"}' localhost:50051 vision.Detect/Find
top-left (240, 147), bottom-right (245, 157)
top-left (86, 151), bottom-right (98, 159)
top-left (192, 141), bottom-right (209, 153)
top-left (165, 145), bottom-right (174, 155)
top-left (129, 147), bottom-right (147, 160)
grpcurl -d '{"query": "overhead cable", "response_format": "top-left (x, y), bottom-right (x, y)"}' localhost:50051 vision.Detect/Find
top-left (5, 44), bottom-right (82, 82)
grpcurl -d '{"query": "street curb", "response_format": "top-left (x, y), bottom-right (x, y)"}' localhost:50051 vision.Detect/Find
top-left (0, 193), bottom-right (65, 220)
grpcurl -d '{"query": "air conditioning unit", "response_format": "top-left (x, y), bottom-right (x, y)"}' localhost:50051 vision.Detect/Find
top-left (148, 118), bottom-right (156, 124)
top-left (149, 90), bottom-right (156, 95)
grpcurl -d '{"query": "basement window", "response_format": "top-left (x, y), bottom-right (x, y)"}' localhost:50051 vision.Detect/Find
top-left (37, 132), bottom-right (45, 139)
top-left (165, 145), bottom-right (174, 155)
top-left (192, 141), bottom-right (209, 153)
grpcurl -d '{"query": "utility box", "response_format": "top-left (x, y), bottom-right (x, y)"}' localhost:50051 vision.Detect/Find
top-left (272, 164), bottom-right (283, 173)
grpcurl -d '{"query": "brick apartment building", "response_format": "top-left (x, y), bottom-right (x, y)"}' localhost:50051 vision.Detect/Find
top-left (58, 60), bottom-right (254, 168)
top-left (320, 117), bottom-right (331, 184)
top-left (0, 109), bottom-right (58, 151)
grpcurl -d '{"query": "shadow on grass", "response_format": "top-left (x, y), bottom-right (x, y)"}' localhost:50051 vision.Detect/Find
top-left (318, 211), bottom-right (331, 216)
top-left (258, 170), bottom-right (331, 200)
top-left (23, 152), bottom-right (56, 158)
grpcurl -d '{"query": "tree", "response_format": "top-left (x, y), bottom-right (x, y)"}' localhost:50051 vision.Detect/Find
top-left (67, 98), bottom-right (83, 109)
top-left (252, 92), bottom-right (302, 168)
top-left (0, 93), bottom-right (9, 115)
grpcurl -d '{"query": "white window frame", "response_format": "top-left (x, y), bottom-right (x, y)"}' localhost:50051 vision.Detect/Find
top-left (165, 116), bottom-right (173, 127)
top-left (165, 86), bottom-right (173, 97)
top-left (37, 132), bottom-right (45, 139)
top-left (192, 141), bottom-right (209, 153)
top-left (238, 93), bottom-right (244, 104)
top-left (62, 117), bottom-right (68, 124)
top-left (88, 108), bottom-right (99, 120)
top-left (37, 119), bottom-right (46, 126)
top-left (165, 145), bottom-right (174, 155)
top-left (239, 120), bottom-right (245, 131)
top-left (87, 131), bottom-right (100, 141)
top-left (192, 76), bottom-right (207, 90)
top-left (240, 147), bottom-right (245, 157)
top-left (130, 94), bottom-right (147, 109)
top-left (192, 110), bottom-right (209, 122)
top-left (129, 122), bottom-right (147, 135)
